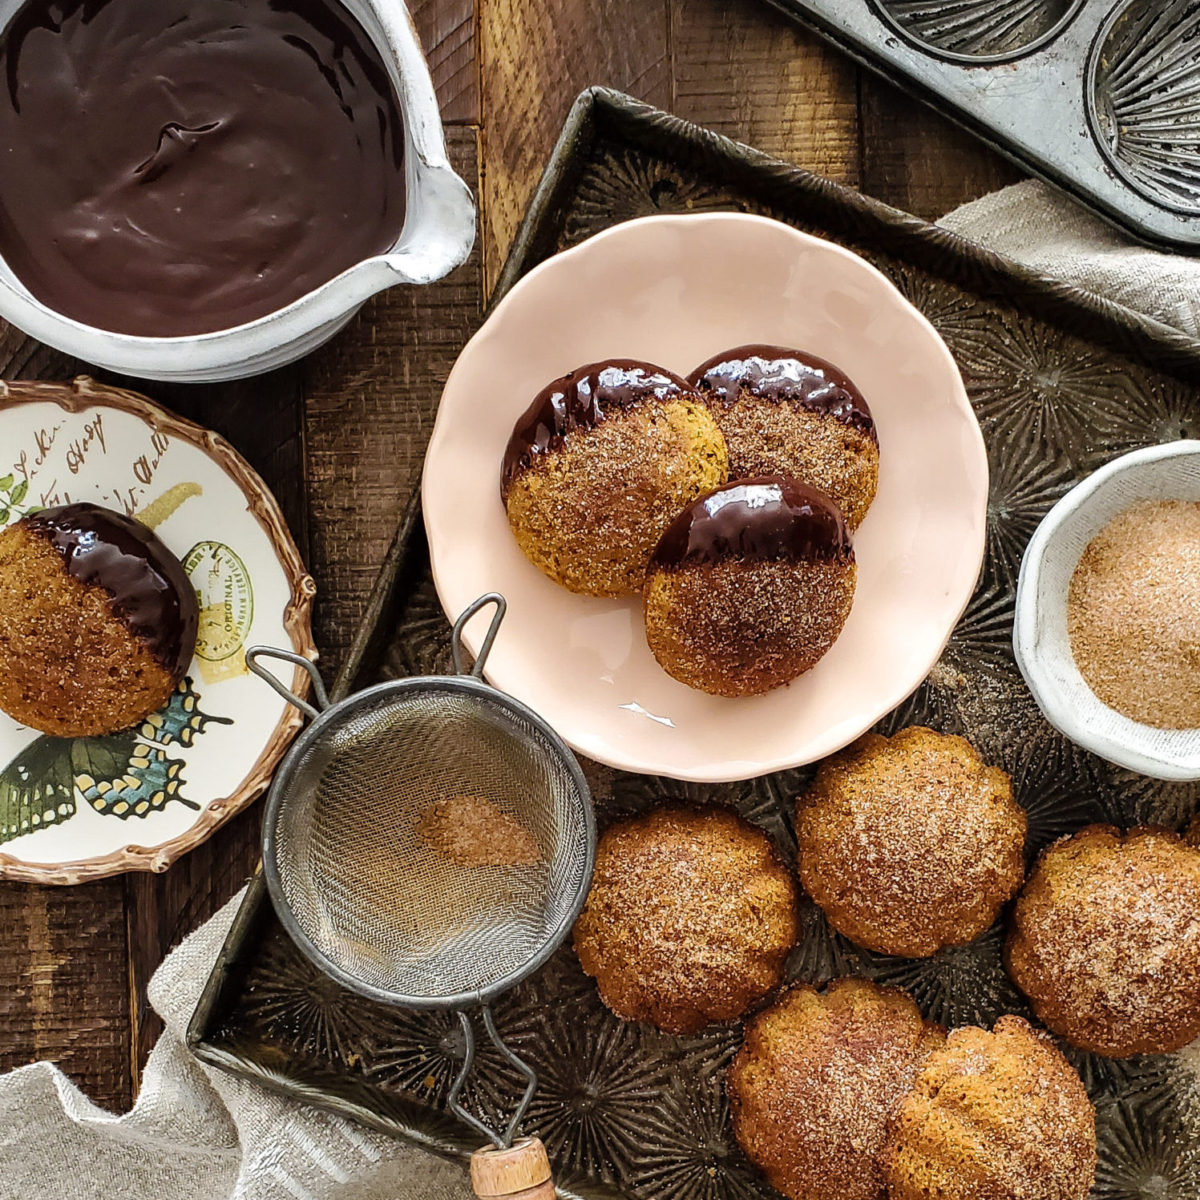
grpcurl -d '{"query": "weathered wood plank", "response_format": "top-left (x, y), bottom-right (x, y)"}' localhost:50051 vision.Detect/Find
top-left (480, 0), bottom-right (671, 292)
top-left (0, 327), bottom-right (77, 382)
top-left (302, 127), bottom-right (483, 670)
top-left (858, 73), bottom-right (1022, 220)
top-left (411, 0), bottom-right (479, 124)
top-left (671, 0), bottom-right (860, 185)
top-left (0, 882), bottom-right (132, 1111)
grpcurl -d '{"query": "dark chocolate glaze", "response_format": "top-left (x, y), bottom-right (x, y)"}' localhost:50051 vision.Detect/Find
top-left (501, 360), bottom-right (695, 500)
top-left (689, 344), bottom-right (877, 443)
top-left (0, 0), bottom-right (406, 337)
top-left (650, 476), bottom-right (853, 571)
top-left (24, 503), bottom-right (199, 676)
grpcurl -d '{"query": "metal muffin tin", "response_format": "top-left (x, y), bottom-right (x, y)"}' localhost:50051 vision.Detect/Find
top-left (768, 0), bottom-right (1200, 250)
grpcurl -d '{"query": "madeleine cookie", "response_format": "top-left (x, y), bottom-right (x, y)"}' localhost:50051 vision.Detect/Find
top-left (502, 360), bottom-right (727, 596)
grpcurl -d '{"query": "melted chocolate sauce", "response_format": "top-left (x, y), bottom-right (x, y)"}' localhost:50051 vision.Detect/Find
top-left (689, 344), bottom-right (876, 443)
top-left (501, 360), bottom-right (693, 500)
top-left (0, 0), bottom-right (407, 336)
top-left (651, 476), bottom-right (853, 571)
top-left (24, 503), bottom-right (199, 675)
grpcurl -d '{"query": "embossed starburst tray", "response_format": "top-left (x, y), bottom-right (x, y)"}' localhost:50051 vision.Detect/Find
top-left (766, 0), bottom-right (1200, 251)
top-left (190, 90), bottom-right (1200, 1199)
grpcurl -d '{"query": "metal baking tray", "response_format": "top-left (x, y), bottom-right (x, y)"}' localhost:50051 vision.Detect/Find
top-left (766, 0), bottom-right (1200, 251)
top-left (189, 88), bottom-right (1200, 1199)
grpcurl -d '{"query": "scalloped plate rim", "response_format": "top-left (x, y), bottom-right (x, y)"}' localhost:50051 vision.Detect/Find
top-left (422, 213), bottom-right (988, 782)
top-left (0, 377), bottom-right (317, 883)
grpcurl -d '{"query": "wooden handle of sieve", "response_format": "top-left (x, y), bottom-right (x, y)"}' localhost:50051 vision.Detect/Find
top-left (470, 1136), bottom-right (556, 1199)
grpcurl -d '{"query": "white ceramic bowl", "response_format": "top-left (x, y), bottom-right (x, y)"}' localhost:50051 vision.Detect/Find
top-left (0, 0), bottom-right (475, 383)
top-left (1015, 440), bottom-right (1200, 781)
top-left (423, 214), bottom-right (988, 782)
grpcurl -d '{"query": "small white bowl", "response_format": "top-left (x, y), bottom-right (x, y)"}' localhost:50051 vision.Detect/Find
top-left (1015, 440), bottom-right (1200, 781)
top-left (423, 213), bottom-right (988, 782)
top-left (0, 0), bottom-right (475, 383)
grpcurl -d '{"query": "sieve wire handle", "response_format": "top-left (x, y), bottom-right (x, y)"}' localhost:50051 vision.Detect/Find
top-left (245, 646), bottom-right (330, 721)
top-left (452, 593), bottom-right (507, 678)
top-left (447, 1007), bottom-right (538, 1150)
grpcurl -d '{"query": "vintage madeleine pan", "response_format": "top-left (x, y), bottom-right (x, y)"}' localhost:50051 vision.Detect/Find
top-left (190, 90), bottom-right (1200, 1198)
top-left (765, 0), bottom-right (1200, 251)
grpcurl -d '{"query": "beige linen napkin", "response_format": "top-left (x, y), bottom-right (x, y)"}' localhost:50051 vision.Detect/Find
top-left (0, 888), bottom-right (473, 1200)
top-left (940, 179), bottom-right (1200, 337)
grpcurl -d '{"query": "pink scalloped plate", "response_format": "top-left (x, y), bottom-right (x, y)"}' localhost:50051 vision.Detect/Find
top-left (423, 214), bottom-right (987, 781)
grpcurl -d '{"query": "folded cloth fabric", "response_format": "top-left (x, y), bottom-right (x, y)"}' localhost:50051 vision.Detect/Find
top-left (0, 889), bottom-right (474, 1200)
top-left (1, 176), bottom-right (1197, 1200)
top-left (940, 179), bottom-right (1200, 338)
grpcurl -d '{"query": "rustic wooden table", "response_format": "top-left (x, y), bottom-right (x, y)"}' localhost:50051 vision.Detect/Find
top-left (0, 0), bottom-right (1022, 1112)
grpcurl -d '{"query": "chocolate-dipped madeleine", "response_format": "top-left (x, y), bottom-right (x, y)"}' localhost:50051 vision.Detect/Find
top-left (0, 503), bottom-right (199, 736)
top-left (689, 345), bottom-right (879, 529)
top-left (643, 476), bottom-right (855, 697)
top-left (502, 360), bottom-right (727, 596)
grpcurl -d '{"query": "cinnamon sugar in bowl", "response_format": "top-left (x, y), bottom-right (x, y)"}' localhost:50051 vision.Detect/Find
top-left (1015, 440), bottom-right (1200, 780)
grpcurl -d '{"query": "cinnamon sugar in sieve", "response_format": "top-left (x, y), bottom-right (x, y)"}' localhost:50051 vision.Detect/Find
top-left (417, 794), bottom-right (541, 868)
top-left (1067, 499), bottom-right (1200, 729)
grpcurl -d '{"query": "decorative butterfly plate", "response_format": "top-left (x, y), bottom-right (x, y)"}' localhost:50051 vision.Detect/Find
top-left (0, 377), bottom-right (316, 883)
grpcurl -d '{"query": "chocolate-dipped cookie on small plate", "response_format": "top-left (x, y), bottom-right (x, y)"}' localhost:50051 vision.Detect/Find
top-left (689, 344), bottom-right (879, 529)
top-left (502, 359), bottom-right (728, 597)
top-left (643, 475), bottom-right (856, 697)
top-left (0, 502), bottom-right (198, 737)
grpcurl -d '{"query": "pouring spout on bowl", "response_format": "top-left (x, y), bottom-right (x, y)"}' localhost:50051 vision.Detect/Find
top-left (380, 161), bottom-right (477, 287)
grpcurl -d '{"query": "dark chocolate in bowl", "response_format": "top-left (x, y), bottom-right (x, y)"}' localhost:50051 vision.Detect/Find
top-left (0, 0), bottom-right (408, 337)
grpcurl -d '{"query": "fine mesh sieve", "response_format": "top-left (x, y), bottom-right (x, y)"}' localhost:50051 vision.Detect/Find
top-left (246, 594), bottom-right (595, 1184)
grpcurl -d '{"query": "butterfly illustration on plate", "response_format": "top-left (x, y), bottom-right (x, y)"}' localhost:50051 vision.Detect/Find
top-left (0, 677), bottom-right (232, 845)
